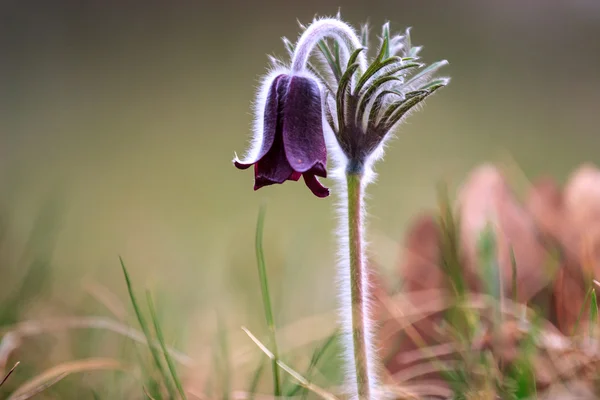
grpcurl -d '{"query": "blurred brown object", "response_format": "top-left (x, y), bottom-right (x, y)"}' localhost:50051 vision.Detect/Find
top-left (382, 213), bottom-right (448, 377)
top-left (381, 163), bottom-right (600, 396)
top-left (527, 165), bottom-right (600, 335)
top-left (457, 164), bottom-right (553, 302)
top-left (474, 317), bottom-right (600, 398)
top-left (564, 164), bottom-right (600, 280)
top-left (526, 176), bottom-right (564, 243)
top-left (526, 176), bottom-right (581, 335)
top-left (552, 266), bottom-right (588, 335)
top-left (397, 213), bottom-right (445, 293)
top-left (473, 319), bottom-right (525, 365)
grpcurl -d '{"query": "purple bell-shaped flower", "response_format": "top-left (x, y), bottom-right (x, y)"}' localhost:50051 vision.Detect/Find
top-left (234, 73), bottom-right (329, 198)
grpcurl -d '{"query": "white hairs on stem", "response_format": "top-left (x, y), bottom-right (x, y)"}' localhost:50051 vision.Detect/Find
top-left (324, 122), bottom-right (380, 400)
top-left (291, 18), bottom-right (367, 75)
top-left (332, 174), bottom-right (380, 399)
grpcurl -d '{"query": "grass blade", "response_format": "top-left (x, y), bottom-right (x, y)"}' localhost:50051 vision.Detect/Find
top-left (10, 373), bottom-right (68, 400)
top-left (120, 257), bottom-right (177, 399)
top-left (286, 330), bottom-right (338, 397)
top-left (143, 386), bottom-right (158, 400)
top-left (478, 225), bottom-right (503, 327)
top-left (0, 361), bottom-right (19, 387)
top-left (590, 288), bottom-right (598, 338)
top-left (247, 357), bottom-right (266, 400)
top-left (241, 327), bottom-right (338, 400)
top-left (255, 205), bottom-right (281, 396)
top-left (147, 291), bottom-right (187, 400)
top-left (8, 358), bottom-right (123, 400)
top-left (510, 246), bottom-right (517, 304)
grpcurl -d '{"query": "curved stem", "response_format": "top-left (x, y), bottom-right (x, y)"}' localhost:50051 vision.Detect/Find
top-left (345, 172), bottom-right (376, 399)
top-left (291, 18), bottom-right (366, 75)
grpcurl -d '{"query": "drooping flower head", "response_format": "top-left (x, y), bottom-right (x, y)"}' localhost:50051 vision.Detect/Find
top-left (234, 71), bottom-right (329, 197)
top-left (234, 16), bottom-right (449, 197)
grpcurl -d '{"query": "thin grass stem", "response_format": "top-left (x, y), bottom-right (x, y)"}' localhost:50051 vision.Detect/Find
top-left (254, 205), bottom-right (281, 396)
top-left (120, 257), bottom-right (177, 399)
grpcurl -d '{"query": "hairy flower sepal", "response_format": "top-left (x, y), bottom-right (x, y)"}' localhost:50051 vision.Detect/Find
top-left (234, 73), bottom-right (329, 198)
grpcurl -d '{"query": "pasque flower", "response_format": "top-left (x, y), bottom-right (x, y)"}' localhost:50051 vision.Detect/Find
top-left (233, 15), bottom-right (448, 400)
top-left (234, 72), bottom-right (329, 198)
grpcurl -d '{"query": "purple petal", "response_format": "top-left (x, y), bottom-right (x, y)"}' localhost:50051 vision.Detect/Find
top-left (282, 76), bottom-right (327, 175)
top-left (234, 74), bottom-right (289, 170)
top-left (253, 127), bottom-right (295, 189)
top-left (303, 173), bottom-right (330, 198)
top-left (305, 162), bottom-right (327, 178)
top-left (255, 169), bottom-right (301, 190)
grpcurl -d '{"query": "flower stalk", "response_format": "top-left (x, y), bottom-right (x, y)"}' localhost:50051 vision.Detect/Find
top-left (345, 171), bottom-right (373, 399)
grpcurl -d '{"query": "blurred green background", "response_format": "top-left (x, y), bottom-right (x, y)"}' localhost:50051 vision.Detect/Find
top-left (1, 0), bottom-right (599, 396)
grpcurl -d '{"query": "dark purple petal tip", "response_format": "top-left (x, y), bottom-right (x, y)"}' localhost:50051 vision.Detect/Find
top-left (233, 159), bottom-right (253, 170)
top-left (303, 174), bottom-right (330, 198)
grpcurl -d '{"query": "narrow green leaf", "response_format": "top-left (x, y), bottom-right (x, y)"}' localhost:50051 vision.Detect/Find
top-left (378, 91), bottom-right (426, 129)
top-left (381, 22), bottom-right (390, 59)
top-left (317, 40), bottom-right (341, 81)
top-left (352, 33), bottom-right (393, 95)
top-left (385, 62), bottom-right (423, 77)
top-left (346, 47), bottom-right (365, 69)
top-left (147, 292), bottom-right (187, 400)
top-left (241, 327), bottom-right (339, 400)
top-left (354, 55), bottom-right (402, 96)
top-left (255, 205), bottom-right (281, 397)
top-left (333, 40), bottom-right (340, 73)
top-left (120, 257), bottom-right (176, 399)
top-left (143, 387), bottom-right (158, 400)
top-left (354, 61), bottom-right (421, 123)
top-left (478, 226), bottom-right (504, 329)
top-left (335, 62), bottom-right (360, 133)
top-left (404, 60), bottom-right (449, 89)
top-left (590, 288), bottom-right (598, 338)
top-left (247, 357), bottom-right (266, 400)
top-left (416, 78), bottom-right (450, 92)
top-left (377, 28), bottom-right (390, 64)
top-left (382, 86), bottom-right (443, 131)
top-left (286, 331), bottom-right (338, 397)
top-left (404, 27), bottom-right (412, 54)
top-left (408, 45), bottom-right (422, 58)
top-left (360, 24), bottom-right (369, 49)
top-left (355, 75), bottom-right (401, 124)
top-left (367, 89), bottom-right (400, 126)
top-left (323, 92), bottom-right (338, 135)
top-left (573, 286), bottom-right (595, 335)
top-left (510, 246), bottom-right (518, 304)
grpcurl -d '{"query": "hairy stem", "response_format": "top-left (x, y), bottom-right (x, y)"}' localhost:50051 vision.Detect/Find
top-left (345, 172), bottom-right (374, 399)
top-left (291, 18), bottom-right (366, 75)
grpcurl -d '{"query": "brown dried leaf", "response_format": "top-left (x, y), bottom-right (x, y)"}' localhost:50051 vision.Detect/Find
top-left (457, 164), bottom-right (552, 302)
